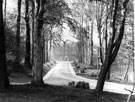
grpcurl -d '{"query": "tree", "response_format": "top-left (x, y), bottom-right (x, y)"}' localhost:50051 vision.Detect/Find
top-left (94, 1), bottom-right (111, 79)
top-left (95, 1), bottom-right (105, 64)
top-left (31, 0), bottom-right (35, 66)
top-left (15, 0), bottom-right (22, 70)
top-left (24, 0), bottom-right (31, 68)
top-left (96, 0), bottom-right (130, 92)
top-left (90, 20), bottom-right (94, 65)
top-left (0, 0), bottom-right (9, 90)
top-left (31, 0), bottom-right (46, 85)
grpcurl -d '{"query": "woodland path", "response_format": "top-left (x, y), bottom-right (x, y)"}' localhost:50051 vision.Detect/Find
top-left (43, 61), bottom-right (135, 95)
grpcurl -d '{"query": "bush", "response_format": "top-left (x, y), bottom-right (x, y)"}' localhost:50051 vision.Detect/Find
top-left (68, 81), bottom-right (90, 89)
top-left (68, 81), bottom-right (76, 87)
top-left (76, 81), bottom-right (90, 89)
top-left (89, 72), bottom-right (98, 77)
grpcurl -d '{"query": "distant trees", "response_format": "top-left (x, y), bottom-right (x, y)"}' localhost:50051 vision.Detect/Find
top-left (71, 0), bottom-right (92, 65)
top-left (0, 0), bottom-right (9, 90)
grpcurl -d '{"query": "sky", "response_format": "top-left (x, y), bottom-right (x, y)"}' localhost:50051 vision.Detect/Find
top-left (6, 0), bottom-right (17, 12)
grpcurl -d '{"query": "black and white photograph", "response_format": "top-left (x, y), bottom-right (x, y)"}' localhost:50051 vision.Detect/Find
top-left (0, 0), bottom-right (135, 102)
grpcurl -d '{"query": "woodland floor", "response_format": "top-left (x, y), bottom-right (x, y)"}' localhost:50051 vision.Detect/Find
top-left (0, 72), bottom-right (135, 102)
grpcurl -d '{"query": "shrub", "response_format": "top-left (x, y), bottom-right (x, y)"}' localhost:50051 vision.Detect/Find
top-left (76, 81), bottom-right (90, 89)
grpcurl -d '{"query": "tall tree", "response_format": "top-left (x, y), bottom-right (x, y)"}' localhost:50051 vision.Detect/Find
top-left (95, 1), bottom-right (111, 79)
top-left (24, 0), bottom-right (31, 68)
top-left (31, 0), bottom-right (46, 85)
top-left (0, 0), bottom-right (9, 90)
top-left (90, 20), bottom-right (94, 65)
top-left (15, 0), bottom-right (22, 69)
top-left (31, 0), bottom-right (35, 66)
top-left (96, 0), bottom-right (130, 92)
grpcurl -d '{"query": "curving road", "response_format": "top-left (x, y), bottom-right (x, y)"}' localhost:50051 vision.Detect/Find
top-left (43, 61), bottom-right (135, 95)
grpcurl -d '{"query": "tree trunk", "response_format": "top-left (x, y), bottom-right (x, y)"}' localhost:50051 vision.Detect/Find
top-left (105, 3), bottom-right (108, 57)
top-left (44, 37), bottom-right (49, 63)
top-left (79, 31), bottom-right (82, 63)
top-left (31, 0), bottom-right (45, 85)
top-left (106, 68), bottom-right (111, 80)
top-left (78, 43), bottom-right (80, 62)
top-left (49, 33), bottom-right (52, 61)
top-left (105, 6), bottom-right (109, 79)
top-left (96, 57), bottom-right (111, 91)
top-left (82, 29), bottom-right (85, 63)
top-left (31, 0), bottom-right (35, 66)
top-left (15, 0), bottom-right (22, 70)
top-left (44, 41), bottom-right (47, 63)
top-left (97, 21), bottom-right (104, 64)
top-left (4, 0), bottom-right (6, 21)
top-left (45, 40), bottom-right (49, 62)
top-left (78, 28), bottom-right (82, 63)
top-left (24, 0), bottom-right (31, 68)
top-left (90, 20), bottom-right (94, 66)
top-left (105, 5), bottom-right (109, 81)
top-left (0, 0), bottom-right (9, 90)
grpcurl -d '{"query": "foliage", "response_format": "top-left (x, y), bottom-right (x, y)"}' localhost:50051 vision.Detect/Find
top-left (66, 17), bottom-right (80, 33)
top-left (43, 25), bottom-right (63, 47)
top-left (43, 0), bottom-right (71, 26)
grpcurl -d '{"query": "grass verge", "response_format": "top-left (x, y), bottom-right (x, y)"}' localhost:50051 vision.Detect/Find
top-left (0, 84), bottom-right (135, 102)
